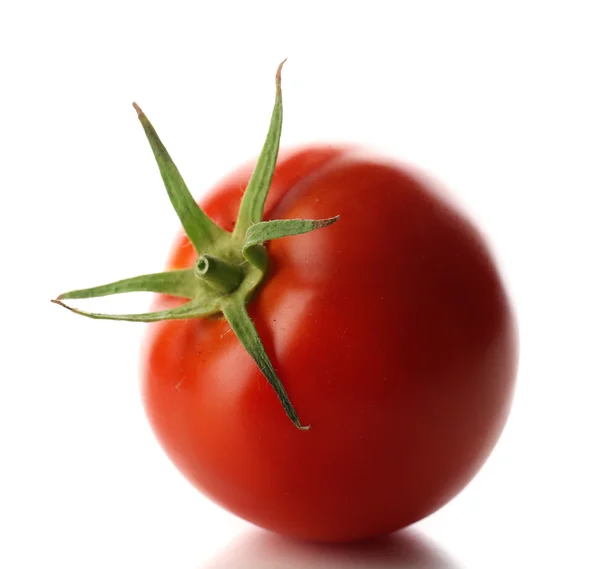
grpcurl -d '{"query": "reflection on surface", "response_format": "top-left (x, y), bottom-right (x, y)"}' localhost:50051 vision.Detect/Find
top-left (200, 528), bottom-right (460, 569)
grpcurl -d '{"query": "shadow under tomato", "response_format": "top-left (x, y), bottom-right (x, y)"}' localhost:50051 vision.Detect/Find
top-left (200, 527), bottom-right (460, 569)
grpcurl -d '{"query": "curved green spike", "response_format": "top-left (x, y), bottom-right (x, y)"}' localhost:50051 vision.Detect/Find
top-left (133, 103), bottom-right (228, 251)
top-left (232, 60), bottom-right (286, 240)
top-left (51, 297), bottom-right (220, 322)
top-left (244, 216), bottom-right (339, 250)
top-left (57, 269), bottom-right (198, 300)
top-left (222, 300), bottom-right (310, 430)
top-left (242, 216), bottom-right (340, 270)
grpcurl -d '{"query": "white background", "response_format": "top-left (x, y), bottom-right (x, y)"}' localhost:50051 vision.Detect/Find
top-left (1, 1), bottom-right (599, 568)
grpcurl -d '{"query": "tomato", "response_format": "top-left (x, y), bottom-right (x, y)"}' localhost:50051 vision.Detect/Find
top-left (140, 145), bottom-right (518, 542)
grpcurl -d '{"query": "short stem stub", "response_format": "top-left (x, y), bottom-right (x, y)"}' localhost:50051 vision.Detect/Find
top-left (194, 255), bottom-right (244, 294)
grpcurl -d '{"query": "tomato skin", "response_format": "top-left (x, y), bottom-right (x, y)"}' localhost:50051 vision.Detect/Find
top-left (141, 146), bottom-right (518, 542)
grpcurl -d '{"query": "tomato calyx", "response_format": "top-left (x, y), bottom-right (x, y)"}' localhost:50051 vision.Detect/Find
top-left (52, 60), bottom-right (340, 430)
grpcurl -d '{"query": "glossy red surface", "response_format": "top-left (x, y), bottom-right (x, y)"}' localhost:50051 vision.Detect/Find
top-left (141, 146), bottom-right (518, 542)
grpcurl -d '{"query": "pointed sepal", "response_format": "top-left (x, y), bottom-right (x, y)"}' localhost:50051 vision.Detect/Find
top-left (232, 60), bottom-right (286, 240)
top-left (133, 103), bottom-right (228, 251)
top-left (222, 300), bottom-right (310, 430)
top-left (57, 269), bottom-right (198, 300)
top-left (51, 297), bottom-right (220, 322)
top-left (242, 216), bottom-right (340, 269)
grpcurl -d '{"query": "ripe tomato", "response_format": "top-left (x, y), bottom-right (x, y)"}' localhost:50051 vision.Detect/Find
top-left (141, 145), bottom-right (518, 542)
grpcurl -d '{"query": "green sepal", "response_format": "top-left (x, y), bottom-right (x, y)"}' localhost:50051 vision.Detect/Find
top-left (57, 269), bottom-right (198, 300)
top-left (244, 216), bottom-right (340, 251)
top-left (51, 297), bottom-right (221, 322)
top-left (232, 60), bottom-right (286, 241)
top-left (133, 103), bottom-right (228, 251)
top-left (222, 300), bottom-right (310, 430)
top-left (241, 216), bottom-right (340, 270)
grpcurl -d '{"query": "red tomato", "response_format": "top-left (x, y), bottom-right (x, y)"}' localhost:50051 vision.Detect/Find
top-left (141, 145), bottom-right (518, 542)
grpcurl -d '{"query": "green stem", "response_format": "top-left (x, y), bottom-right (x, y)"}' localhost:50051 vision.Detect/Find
top-left (194, 255), bottom-right (244, 294)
